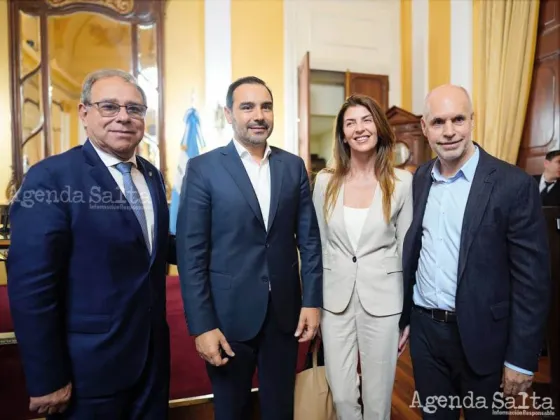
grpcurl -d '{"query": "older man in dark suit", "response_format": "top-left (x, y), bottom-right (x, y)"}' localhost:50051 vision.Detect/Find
top-left (8, 69), bottom-right (175, 418)
top-left (399, 85), bottom-right (550, 419)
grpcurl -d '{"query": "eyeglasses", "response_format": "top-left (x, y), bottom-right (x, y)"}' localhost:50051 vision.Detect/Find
top-left (89, 101), bottom-right (147, 119)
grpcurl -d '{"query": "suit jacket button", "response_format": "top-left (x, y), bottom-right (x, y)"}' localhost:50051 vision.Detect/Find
top-left (261, 276), bottom-right (268, 282)
top-left (352, 256), bottom-right (357, 263)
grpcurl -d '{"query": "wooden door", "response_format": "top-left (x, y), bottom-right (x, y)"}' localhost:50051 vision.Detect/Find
top-left (345, 72), bottom-right (389, 111)
top-left (298, 52), bottom-right (311, 172)
top-left (517, 0), bottom-right (560, 173)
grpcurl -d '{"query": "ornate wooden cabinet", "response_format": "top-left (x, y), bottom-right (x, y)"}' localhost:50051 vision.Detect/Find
top-left (386, 106), bottom-right (431, 172)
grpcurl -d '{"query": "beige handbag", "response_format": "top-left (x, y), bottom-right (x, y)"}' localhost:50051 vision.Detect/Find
top-left (294, 336), bottom-right (337, 420)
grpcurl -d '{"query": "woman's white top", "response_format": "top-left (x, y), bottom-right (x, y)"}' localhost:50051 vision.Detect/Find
top-left (343, 206), bottom-right (369, 252)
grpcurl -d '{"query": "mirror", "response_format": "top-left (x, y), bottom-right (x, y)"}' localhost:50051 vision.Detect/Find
top-left (20, 11), bottom-right (44, 172)
top-left (46, 11), bottom-right (133, 152)
top-left (137, 23), bottom-right (159, 168)
top-left (9, 0), bottom-right (166, 197)
top-left (393, 141), bottom-right (411, 167)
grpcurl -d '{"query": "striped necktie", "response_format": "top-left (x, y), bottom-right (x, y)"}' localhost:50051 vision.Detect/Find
top-left (115, 162), bottom-right (151, 253)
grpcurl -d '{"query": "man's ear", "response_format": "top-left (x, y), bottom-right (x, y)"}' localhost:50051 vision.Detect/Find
top-left (224, 106), bottom-right (233, 124)
top-left (78, 103), bottom-right (88, 128)
top-left (420, 117), bottom-right (428, 137)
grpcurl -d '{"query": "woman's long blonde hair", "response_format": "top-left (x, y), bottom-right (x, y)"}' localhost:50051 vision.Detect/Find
top-left (320, 94), bottom-right (396, 224)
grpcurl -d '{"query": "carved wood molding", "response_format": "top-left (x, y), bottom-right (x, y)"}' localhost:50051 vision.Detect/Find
top-left (46, 0), bottom-right (134, 15)
top-left (8, 0), bottom-right (167, 192)
top-left (13, 0), bottom-right (161, 24)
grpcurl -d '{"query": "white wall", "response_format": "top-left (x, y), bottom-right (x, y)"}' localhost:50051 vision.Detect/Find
top-left (450, 0), bottom-right (472, 95)
top-left (204, 0), bottom-right (232, 151)
top-left (284, 0), bottom-right (402, 154)
top-left (411, 0), bottom-right (429, 115)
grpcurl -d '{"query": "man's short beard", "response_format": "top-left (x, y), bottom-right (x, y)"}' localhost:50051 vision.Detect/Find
top-left (246, 136), bottom-right (267, 145)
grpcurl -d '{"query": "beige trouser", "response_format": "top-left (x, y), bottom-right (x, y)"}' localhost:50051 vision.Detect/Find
top-left (321, 286), bottom-right (400, 420)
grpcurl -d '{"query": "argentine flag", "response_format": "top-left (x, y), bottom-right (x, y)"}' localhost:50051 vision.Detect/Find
top-left (169, 107), bottom-right (205, 234)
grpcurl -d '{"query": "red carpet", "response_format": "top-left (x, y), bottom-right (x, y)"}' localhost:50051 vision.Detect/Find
top-left (0, 284), bottom-right (33, 420)
top-left (167, 275), bottom-right (308, 400)
top-left (0, 277), bottom-right (309, 419)
top-left (0, 282), bottom-right (13, 332)
top-left (167, 275), bottom-right (251, 399)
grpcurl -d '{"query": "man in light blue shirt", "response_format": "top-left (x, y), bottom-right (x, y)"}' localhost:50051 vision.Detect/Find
top-left (399, 85), bottom-right (550, 419)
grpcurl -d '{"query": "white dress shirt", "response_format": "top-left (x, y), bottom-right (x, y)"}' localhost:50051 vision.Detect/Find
top-left (343, 206), bottom-right (369, 253)
top-left (90, 141), bottom-right (155, 251)
top-left (538, 175), bottom-right (556, 193)
top-left (413, 147), bottom-right (480, 312)
top-left (233, 139), bottom-right (272, 230)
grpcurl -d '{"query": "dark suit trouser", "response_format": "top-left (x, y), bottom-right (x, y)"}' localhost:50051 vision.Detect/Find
top-left (206, 296), bottom-right (299, 420)
top-left (48, 329), bottom-right (170, 420)
top-left (409, 307), bottom-right (503, 420)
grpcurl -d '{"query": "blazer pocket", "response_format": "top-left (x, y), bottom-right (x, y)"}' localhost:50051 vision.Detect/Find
top-left (210, 271), bottom-right (232, 290)
top-left (490, 301), bottom-right (510, 320)
top-left (383, 256), bottom-right (403, 274)
top-left (67, 314), bottom-right (112, 334)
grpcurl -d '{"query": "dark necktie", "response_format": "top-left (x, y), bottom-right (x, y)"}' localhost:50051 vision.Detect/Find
top-left (541, 181), bottom-right (554, 199)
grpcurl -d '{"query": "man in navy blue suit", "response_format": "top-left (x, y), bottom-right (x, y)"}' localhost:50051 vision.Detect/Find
top-left (7, 69), bottom-right (175, 418)
top-left (176, 76), bottom-right (323, 420)
top-left (400, 85), bottom-right (550, 419)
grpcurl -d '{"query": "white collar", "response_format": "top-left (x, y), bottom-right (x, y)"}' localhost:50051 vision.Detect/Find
top-left (232, 138), bottom-right (271, 162)
top-left (89, 139), bottom-right (137, 168)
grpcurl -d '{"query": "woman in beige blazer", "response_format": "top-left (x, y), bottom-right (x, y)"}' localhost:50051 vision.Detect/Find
top-left (312, 94), bottom-right (413, 420)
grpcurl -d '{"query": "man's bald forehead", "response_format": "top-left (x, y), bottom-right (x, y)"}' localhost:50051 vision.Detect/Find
top-left (423, 84), bottom-right (473, 119)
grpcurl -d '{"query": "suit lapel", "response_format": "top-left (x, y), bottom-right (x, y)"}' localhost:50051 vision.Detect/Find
top-left (83, 141), bottom-right (147, 250)
top-left (221, 141), bottom-right (266, 230)
top-left (267, 150), bottom-right (283, 232)
top-left (457, 151), bottom-right (495, 283)
top-left (547, 182), bottom-right (560, 205)
top-left (411, 162), bottom-right (435, 247)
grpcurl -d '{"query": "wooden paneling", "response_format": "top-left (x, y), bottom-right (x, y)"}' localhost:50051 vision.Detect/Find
top-left (518, 0), bottom-right (560, 173)
top-left (345, 72), bottom-right (389, 111)
top-left (533, 207), bottom-right (560, 418)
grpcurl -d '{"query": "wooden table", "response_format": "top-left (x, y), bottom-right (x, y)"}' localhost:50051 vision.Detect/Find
top-left (0, 332), bottom-right (16, 346)
top-left (0, 233), bottom-right (9, 250)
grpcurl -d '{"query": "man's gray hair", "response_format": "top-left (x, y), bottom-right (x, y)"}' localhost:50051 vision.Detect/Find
top-left (80, 69), bottom-right (147, 105)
